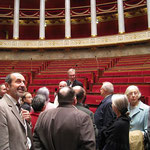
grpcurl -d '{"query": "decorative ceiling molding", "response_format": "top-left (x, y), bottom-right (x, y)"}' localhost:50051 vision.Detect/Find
top-left (0, 30), bottom-right (149, 49)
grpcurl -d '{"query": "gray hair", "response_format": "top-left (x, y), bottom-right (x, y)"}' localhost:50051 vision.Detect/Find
top-left (102, 82), bottom-right (114, 93)
top-left (37, 87), bottom-right (50, 102)
top-left (125, 85), bottom-right (141, 99)
top-left (112, 94), bottom-right (128, 115)
top-left (32, 94), bottom-right (46, 112)
top-left (67, 68), bottom-right (75, 74)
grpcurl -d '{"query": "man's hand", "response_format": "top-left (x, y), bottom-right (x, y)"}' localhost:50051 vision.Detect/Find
top-left (21, 108), bottom-right (31, 123)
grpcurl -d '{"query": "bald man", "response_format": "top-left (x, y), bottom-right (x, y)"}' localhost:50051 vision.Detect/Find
top-left (54, 81), bottom-right (67, 107)
top-left (33, 86), bottom-right (96, 150)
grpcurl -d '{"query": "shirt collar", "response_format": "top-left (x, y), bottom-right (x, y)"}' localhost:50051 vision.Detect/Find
top-left (5, 93), bottom-right (21, 105)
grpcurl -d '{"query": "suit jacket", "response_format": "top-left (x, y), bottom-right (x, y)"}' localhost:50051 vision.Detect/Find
top-left (128, 101), bottom-right (149, 133)
top-left (101, 116), bottom-right (130, 150)
top-left (75, 102), bottom-right (94, 123)
top-left (21, 102), bottom-right (31, 112)
top-left (33, 104), bottom-right (96, 150)
top-left (66, 79), bottom-right (83, 87)
top-left (76, 103), bottom-right (98, 138)
top-left (0, 94), bottom-right (33, 150)
top-left (94, 95), bottom-right (116, 149)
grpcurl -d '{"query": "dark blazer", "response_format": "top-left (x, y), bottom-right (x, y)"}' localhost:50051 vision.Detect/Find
top-left (100, 116), bottom-right (130, 150)
top-left (76, 102), bottom-right (98, 138)
top-left (21, 102), bottom-right (31, 112)
top-left (33, 104), bottom-right (96, 150)
top-left (66, 79), bottom-right (83, 87)
top-left (94, 95), bottom-right (116, 149)
top-left (0, 94), bottom-right (33, 150)
top-left (76, 102), bottom-right (94, 122)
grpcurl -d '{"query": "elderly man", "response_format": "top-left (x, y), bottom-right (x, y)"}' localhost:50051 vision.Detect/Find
top-left (73, 86), bottom-right (98, 138)
top-left (73, 86), bottom-right (94, 122)
top-left (0, 83), bottom-right (7, 99)
top-left (94, 82), bottom-right (116, 150)
top-left (54, 81), bottom-right (67, 107)
top-left (36, 86), bottom-right (55, 110)
top-left (0, 73), bottom-right (33, 150)
top-left (66, 68), bottom-right (83, 87)
top-left (33, 86), bottom-right (96, 150)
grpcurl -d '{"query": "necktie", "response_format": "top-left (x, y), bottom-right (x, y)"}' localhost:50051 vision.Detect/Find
top-left (16, 102), bottom-right (21, 113)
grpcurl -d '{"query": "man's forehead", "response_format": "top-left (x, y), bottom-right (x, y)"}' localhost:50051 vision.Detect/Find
top-left (11, 73), bottom-right (25, 80)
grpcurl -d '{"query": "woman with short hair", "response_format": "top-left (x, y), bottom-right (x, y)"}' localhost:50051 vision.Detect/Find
top-left (100, 94), bottom-right (130, 150)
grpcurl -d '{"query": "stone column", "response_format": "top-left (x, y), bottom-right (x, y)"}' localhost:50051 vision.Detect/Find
top-left (90, 0), bottom-right (97, 37)
top-left (117, 0), bottom-right (125, 33)
top-left (39, 0), bottom-right (45, 39)
top-left (147, 0), bottom-right (150, 29)
top-left (13, 0), bottom-right (20, 39)
top-left (65, 0), bottom-right (71, 38)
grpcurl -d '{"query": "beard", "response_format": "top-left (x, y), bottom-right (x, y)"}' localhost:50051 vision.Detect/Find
top-left (10, 86), bottom-right (26, 100)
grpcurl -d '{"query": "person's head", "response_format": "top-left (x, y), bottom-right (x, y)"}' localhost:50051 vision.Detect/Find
top-left (59, 81), bottom-right (67, 89)
top-left (5, 73), bottom-right (26, 100)
top-left (36, 87), bottom-right (50, 102)
top-left (73, 86), bottom-right (86, 103)
top-left (125, 85), bottom-right (141, 107)
top-left (0, 83), bottom-right (7, 97)
top-left (67, 68), bottom-right (76, 82)
top-left (100, 82), bottom-right (114, 97)
top-left (112, 94), bottom-right (128, 117)
top-left (22, 92), bottom-right (33, 104)
top-left (58, 86), bottom-right (75, 104)
top-left (32, 94), bottom-right (46, 112)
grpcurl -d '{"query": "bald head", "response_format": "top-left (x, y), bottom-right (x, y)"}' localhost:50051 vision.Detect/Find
top-left (59, 81), bottom-right (67, 89)
top-left (73, 86), bottom-right (85, 103)
top-left (58, 87), bottom-right (75, 104)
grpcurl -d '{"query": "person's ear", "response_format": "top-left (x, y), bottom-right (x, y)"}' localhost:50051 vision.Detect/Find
top-left (5, 82), bottom-right (10, 91)
top-left (42, 104), bottom-right (46, 111)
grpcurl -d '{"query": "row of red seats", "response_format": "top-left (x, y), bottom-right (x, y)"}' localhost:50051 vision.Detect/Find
top-left (99, 76), bottom-right (150, 84)
top-left (103, 70), bottom-right (150, 77)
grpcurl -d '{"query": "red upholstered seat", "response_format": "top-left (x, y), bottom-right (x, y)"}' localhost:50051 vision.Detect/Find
top-left (85, 94), bottom-right (103, 105)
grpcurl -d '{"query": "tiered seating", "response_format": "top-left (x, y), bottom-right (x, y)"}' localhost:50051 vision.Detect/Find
top-left (0, 60), bottom-right (49, 84)
top-left (27, 58), bottom-right (115, 108)
top-left (1, 55), bottom-right (150, 113)
top-left (90, 55), bottom-right (150, 111)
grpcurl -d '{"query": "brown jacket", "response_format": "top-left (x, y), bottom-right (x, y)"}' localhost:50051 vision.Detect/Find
top-left (33, 104), bottom-right (96, 150)
top-left (0, 94), bottom-right (33, 150)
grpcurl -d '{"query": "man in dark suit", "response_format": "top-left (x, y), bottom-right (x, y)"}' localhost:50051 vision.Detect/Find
top-left (33, 86), bottom-right (96, 150)
top-left (73, 85), bottom-right (98, 138)
top-left (94, 82), bottom-right (116, 150)
top-left (73, 85), bottom-right (94, 122)
top-left (66, 68), bottom-right (83, 87)
top-left (0, 73), bottom-right (33, 150)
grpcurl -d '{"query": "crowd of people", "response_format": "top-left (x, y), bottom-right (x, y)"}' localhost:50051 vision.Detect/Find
top-left (0, 68), bottom-right (150, 150)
